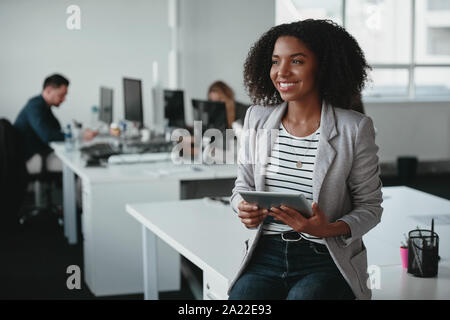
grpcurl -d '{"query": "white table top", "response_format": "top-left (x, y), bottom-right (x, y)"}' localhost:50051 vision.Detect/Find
top-left (50, 142), bottom-right (238, 184)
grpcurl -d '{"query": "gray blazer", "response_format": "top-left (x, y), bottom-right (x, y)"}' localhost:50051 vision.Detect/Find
top-left (229, 101), bottom-right (383, 300)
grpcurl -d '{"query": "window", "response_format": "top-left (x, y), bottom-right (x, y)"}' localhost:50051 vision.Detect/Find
top-left (275, 0), bottom-right (343, 25)
top-left (346, 0), bottom-right (411, 64)
top-left (427, 28), bottom-right (450, 56)
top-left (427, 0), bottom-right (450, 11)
top-left (275, 0), bottom-right (450, 100)
top-left (365, 69), bottom-right (409, 98)
top-left (415, 67), bottom-right (450, 97)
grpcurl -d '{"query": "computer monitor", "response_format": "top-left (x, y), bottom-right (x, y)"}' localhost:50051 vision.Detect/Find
top-left (123, 78), bottom-right (144, 127)
top-left (164, 89), bottom-right (185, 127)
top-left (99, 87), bottom-right (113, 125)
top-left (192, 99), bottom-right (227, 131)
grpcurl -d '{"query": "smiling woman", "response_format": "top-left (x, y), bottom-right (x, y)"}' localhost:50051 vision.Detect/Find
top-left (228, 19), bottom-right (383, 300)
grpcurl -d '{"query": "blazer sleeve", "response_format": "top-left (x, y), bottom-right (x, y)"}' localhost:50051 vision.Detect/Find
top-left (230, 106), bottom-right (256, 214)
top-left (336, 116), bottom-right (383, 247)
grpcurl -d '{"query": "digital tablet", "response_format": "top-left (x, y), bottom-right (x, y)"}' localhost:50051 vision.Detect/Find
top-left (238, 191), bottom-right (313, 218)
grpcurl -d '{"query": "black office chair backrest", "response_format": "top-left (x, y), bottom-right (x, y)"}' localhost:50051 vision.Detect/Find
top-left (350, 93), bottom-right (365, 115)
top-left (235, 102), bottom-right (250, 125)
top-left (0, 118), bottom-right (27, 231)
top-left (0, 119), bottom-right (19, 177)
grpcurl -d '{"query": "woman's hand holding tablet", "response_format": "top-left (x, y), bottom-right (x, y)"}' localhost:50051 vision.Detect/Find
top-left (237, 200), bottom-right (269, 229)
top-left (238, 191), bottom-right (313, 218)
top-left (237, 191), bottom-right (348, 238)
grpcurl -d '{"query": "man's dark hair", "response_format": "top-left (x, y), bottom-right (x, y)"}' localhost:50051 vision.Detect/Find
top-left (243, 19), bottom-right (371, 109)
top-left (43, 74), bottom-right (70, 89)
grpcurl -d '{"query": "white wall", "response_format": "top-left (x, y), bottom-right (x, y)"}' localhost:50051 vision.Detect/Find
top-left (178, 0), bottom-right (275, 124)
top-left (0, 0), bottom-right (170, 129)
top-left (365, 100), bottom-right (450, 163)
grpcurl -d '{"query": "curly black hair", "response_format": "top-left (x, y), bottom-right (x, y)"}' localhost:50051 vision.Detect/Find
top-left (243, 19), bottom-right (371, 109)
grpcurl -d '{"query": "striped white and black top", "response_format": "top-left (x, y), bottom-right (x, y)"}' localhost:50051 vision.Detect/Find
top-left (263, 122), bottom-right (325, 245)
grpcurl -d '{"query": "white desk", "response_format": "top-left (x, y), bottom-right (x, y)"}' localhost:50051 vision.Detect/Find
top-left (127, 186), bottom-right (450, 300)
top-left (366, 186), bottom-right (450, 266)
top-left (50, 142), bottom-right (238, 296)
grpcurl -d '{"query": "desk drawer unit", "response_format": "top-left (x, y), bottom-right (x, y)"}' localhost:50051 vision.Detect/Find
top-left (81, 185), bottom-right (91, 237)
top-left (81, 185), bottom-right (93, 286)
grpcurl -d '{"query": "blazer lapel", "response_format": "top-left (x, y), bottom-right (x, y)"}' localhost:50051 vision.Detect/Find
top-left (313, 103), bottom-right (338, 203)
top-left (254, 102), bottom-right (288, 191)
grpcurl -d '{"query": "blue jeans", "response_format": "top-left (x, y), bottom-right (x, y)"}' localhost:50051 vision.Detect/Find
top-left (228, 234), bottom-right (355, 300)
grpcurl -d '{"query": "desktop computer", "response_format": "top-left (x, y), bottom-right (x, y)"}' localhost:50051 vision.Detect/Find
top-left (123, 78), bottom-right (144, 129)
top-left (99, 87), bottom-right (113, 125)
top-left (79, 79), bottom-right (175, 166)
top-left (192, 99), bottom-right (227, 132)
top-left (164, 89), bottom-right (185, 128)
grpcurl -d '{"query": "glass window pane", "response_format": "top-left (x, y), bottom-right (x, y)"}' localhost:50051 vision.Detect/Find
top-left (415, 67), bottom-right (450, 97)
top-left (363, 68), bottom-right (409, 97)
top-left (275, 0), bottom-right (343, 26)
top-left (346, 0), bottom-right (411, 64)
top-left (427, 0), bottom-right (450, 11)
top-left (416, 0), bottom-right (450, 63)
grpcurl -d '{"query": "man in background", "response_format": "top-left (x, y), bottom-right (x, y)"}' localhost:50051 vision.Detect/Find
top-left (14, 74), bottom-right (97, 162)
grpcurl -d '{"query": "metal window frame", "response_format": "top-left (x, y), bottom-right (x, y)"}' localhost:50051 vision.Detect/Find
top-left (410, 0), bottom-right (416, 99)
top-left (343, 0), bottom-right (450, 100)
top-left (281, 0), bottom-right (450, 99)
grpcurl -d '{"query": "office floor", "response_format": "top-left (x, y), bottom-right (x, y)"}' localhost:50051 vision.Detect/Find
top-left (1, 174), bottom-right (449, 300)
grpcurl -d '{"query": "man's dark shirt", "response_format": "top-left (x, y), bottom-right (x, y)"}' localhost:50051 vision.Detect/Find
top-left (14, 95), bottom-right (65, 161)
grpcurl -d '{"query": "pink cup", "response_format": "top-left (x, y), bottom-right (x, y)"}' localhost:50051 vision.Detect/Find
top-left (400, 247), bottom-right (408, 269)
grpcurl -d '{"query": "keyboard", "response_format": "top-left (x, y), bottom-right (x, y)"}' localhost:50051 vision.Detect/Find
top-left (123, 141), bottom-right (174, 153)
top-left (80, 140), bottom-right (174, 164)
top-left (142, 164), bottom-right (205, 176)
top-left (80, 143), bottom-right (120, 159)
top-left (108, 152), bottom-right (172, 164)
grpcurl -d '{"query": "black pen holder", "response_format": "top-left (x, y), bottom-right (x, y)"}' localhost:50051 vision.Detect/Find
top-left (407, 229), bottom-right (439, 277)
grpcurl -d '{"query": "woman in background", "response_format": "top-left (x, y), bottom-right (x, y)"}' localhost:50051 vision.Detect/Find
top-left (208, 80), bottom-right (236, 129)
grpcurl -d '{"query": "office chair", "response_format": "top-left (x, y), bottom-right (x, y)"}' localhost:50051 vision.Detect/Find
top-left (235, 102), bottom-right (250, 125)
top-left (350, 93), bottom-right (365, 115)
top-left (397, 156), bottom-right (418, 185)
top-left (0, 118), bottom-right (28, 234)
top-left (19, 150), bottom-right (63, 227)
